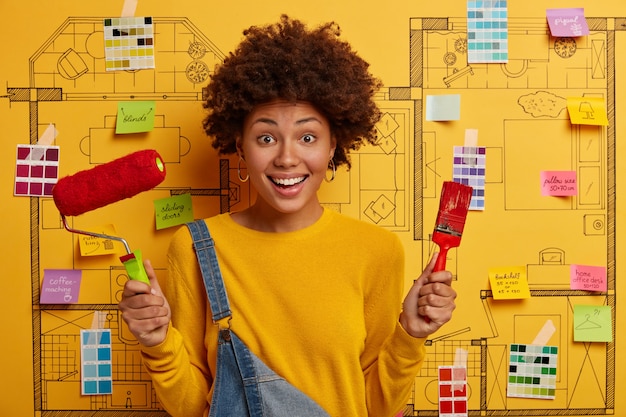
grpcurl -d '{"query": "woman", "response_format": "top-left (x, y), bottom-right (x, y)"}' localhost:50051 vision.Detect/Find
top-left (119, 15), bottom-right (456, 417)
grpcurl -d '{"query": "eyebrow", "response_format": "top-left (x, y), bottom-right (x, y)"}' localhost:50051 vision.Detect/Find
top-left (251, 117), bottom-right (323, 127)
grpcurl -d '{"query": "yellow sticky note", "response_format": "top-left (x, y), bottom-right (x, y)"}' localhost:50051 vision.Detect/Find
top-left (566, 97), bottom-right (608, 126)
top-left (78, 224), bottom-right (124, 256)
top-left (116, 100), bottom-right (156, 133)
top-left (488, 266), bottom-right (531, 300)
top-left (574, 305), bottom-right (612, 342)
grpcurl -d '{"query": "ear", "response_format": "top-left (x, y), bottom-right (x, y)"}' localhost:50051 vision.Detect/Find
top-left (235, 136), bottom-right (244, 159)
top-left (329, 135), bottom-right (337, 159)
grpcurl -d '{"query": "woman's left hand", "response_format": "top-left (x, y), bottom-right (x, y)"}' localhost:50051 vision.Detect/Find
top-left (399, 253), bottom-right (457, 338)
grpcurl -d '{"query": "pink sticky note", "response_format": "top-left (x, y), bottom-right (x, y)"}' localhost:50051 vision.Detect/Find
top-left (571, 265), bottom-right (607, 292)
top-left (541, 171), bottom-right (577, 196)
top-left (546, 8), bottom-right (589, 37)
top-left (40, 269), bottom-right (82, 304)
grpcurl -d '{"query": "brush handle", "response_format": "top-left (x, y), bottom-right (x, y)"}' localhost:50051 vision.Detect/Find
top-left (434, 246), bottom-right (450, 272)
top-left (421, 246), bottom-right (449, 324)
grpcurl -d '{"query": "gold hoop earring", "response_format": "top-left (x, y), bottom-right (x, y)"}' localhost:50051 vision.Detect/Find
top-left (324, 158), bottom-right (336, 183)
top-left (237, 156), bottom-right (249, 182)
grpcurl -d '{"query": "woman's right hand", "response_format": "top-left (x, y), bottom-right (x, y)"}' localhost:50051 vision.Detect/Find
top-left (119, 259), bottom-right (171, 347)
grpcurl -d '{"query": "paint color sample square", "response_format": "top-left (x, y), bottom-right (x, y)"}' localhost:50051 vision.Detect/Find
top-left (103, 17), bottom-right (155, 71)
top-left (467, 0), bottom-right (508, 63)
top-left (14, 144), bottom-right (60, 197)
top-left (453, 146), bottom-right (486, 210)
top-left (508, 343), bottom-right (557, 399)
top-left (439, 366), bottom-right (468, 417)
top-left (80, 329), bottom-right (113, 395)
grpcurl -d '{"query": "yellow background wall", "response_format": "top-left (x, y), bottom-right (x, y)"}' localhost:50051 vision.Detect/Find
top-left (1, 0), bottom-right (624, 416)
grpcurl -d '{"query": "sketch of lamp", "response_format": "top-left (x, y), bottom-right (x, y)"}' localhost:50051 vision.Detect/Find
top-left (579, 101), bottom-right (594, 119)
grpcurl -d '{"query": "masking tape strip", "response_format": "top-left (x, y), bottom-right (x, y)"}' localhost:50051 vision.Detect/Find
top-left (28, 123), bottom-right (58, 161)
top-left (90, 310), bottom-right (105, 330)
top-left (464, 128), bottom-right (479, 147)
top-left (454, 348), bottom-right (468, 367)
top-left (532, 319), bottom-right (556, 345)
top-left (120, 0), bottom-right (138, 17)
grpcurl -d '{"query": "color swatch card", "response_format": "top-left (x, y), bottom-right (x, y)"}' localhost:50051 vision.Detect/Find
top-left (80, 329), bottom-right (113, 395)
top-left (14, 144), bottom-right (60, 197)
top-left (467, 0), bottom-right (508, 63)
top-left (104, 17), bottom-right (155, 71)
top-left (508, 344), bottom-right (557, 399)
top-left (453, 146), bottom-right (485, 210)
top-left (439, 366), bottom-right (468, 417)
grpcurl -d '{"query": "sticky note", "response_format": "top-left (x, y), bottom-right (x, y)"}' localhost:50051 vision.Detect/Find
top-left (78, 224), bottom-right (124, 256)
top-left (570, 264), bottom-right (607, 292)
top-left (566, 97), bottom-right (609, 126)
top-left (425, 94), bottom-right (460, 121)
top-left (541, 170), bottom-right (577, 196)
top-left (154, 193), bottom-right (194, 230)
top-left (116, 100), bottom-right (155, 133)
top-left (546, 8), bottom-right (589, 37)
top-left (40, 269), bottom-right (82, 304)
top-left (80, 329), bottom-right (113, 395)
top-left (488, 266), bottom-right (530, 299)
top-left (508, 344), bottom-right (557, 399)
top-left (574, 305), bottom-right (612, 342)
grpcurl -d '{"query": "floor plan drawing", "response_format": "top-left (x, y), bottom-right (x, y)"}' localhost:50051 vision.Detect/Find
top-left (0, 4), bottom-right (621, 417)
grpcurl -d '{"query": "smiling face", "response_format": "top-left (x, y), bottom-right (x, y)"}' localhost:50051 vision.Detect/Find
top-left (236, 100), bottom-right (336, 231)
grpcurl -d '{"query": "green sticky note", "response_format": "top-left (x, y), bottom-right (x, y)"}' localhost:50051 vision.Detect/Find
top-left (154, 193), bottom-right (194, 230)
top-left (116, 101), bottom-right (155, 134)
top-left (573, 305), bottom-right (612, 342)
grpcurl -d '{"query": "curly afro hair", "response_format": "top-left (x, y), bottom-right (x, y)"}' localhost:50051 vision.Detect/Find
top-left (202, 15), bottom-right (383, 169)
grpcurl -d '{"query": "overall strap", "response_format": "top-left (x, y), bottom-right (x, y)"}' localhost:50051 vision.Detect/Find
top-left (186, 220), bottom-right (232, 322)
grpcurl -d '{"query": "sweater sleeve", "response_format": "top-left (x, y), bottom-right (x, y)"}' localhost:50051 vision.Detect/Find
top-left (139, 226), bottom-right (212, 417)
top-left (361, 232), bottom-right (427, 416)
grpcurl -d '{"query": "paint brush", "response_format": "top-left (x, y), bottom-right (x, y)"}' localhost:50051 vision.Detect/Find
top-left (432, 181), bottom-right (473, 272)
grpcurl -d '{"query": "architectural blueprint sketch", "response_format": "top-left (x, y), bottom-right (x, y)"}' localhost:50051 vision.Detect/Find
top-left (1, 1), bottom-right (624, 416)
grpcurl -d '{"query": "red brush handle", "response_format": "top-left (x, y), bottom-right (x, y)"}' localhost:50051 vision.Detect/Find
top-left (422, 245), bottom-right (449, 324)
top-left (434, 245), bottom-right (449, 272)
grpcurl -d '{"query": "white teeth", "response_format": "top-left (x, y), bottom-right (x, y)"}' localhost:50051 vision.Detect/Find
top-left (273, 176), bottom-right (305, 186)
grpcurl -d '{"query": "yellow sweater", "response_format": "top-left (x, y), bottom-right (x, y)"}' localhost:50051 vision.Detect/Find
top-left (141, 208), bottom-right (426, 417)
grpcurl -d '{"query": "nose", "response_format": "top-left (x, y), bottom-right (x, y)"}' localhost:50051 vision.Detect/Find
top-left (274, 140), bottom-right (299, 167)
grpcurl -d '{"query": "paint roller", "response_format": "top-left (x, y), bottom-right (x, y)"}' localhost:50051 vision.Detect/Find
top-left (52, 149), bottom-right (166, 284)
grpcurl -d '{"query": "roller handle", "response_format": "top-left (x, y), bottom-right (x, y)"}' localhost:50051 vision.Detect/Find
top-left (120, 250), bottom-right (150, 285)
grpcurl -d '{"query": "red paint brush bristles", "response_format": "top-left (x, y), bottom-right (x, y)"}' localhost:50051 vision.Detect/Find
top-left (432, 181), bottom-right (473, 272)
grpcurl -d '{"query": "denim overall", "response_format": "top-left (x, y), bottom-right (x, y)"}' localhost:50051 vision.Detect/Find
top-left (187, 220), bottom-right (331, 417)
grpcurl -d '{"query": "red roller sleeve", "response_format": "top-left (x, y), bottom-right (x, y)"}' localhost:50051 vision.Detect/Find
top-left (52, 149), bottom-right (166, 216)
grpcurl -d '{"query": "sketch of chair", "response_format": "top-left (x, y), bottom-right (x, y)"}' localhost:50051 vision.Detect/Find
top-left (57, 48), bottom-right (89, 80)
top-left (539, 247), bottom-right (565, 264)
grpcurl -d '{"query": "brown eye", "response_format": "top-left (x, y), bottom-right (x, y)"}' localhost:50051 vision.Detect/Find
top-left (258, 135), bottom-right (275, 144)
